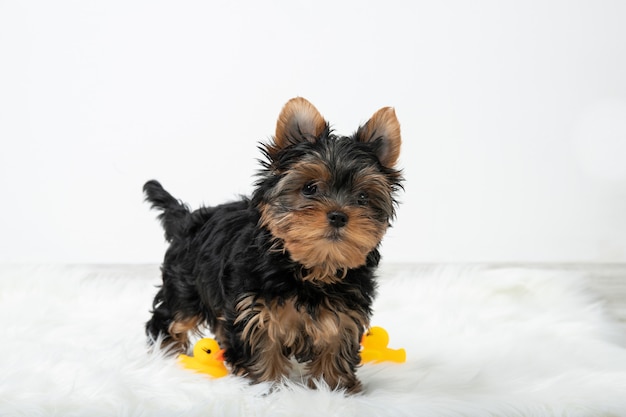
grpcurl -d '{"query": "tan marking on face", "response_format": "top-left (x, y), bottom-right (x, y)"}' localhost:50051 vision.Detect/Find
top-left (260, 201), bottom-right (386, 284)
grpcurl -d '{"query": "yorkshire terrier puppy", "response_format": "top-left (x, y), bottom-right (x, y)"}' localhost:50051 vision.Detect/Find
top-left (144, 97), bottom-right (402, 393)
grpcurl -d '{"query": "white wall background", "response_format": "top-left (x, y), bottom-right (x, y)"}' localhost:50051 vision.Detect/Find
top-left (1, 0), bottom-right (625, 264)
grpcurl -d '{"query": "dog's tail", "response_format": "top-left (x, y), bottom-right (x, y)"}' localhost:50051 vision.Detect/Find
top-left (143, 180), bottom-right (190, 242)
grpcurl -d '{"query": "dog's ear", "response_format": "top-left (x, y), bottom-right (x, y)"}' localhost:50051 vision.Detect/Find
top-left (270, 97), bottom-right (327, 155)
top-left (356, 107), bottom-right (401, 168)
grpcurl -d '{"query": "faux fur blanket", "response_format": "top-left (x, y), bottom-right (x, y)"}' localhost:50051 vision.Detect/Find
top-left (1, 264), bottom-right (626, 416)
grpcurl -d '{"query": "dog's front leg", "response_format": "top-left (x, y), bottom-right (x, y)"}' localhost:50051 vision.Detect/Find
top-left (306, 333), bottom-right (363, 393)
top-left (304, 308), bottom-right (365, 393)
top-left (232, 296), bottom-right (293, 383)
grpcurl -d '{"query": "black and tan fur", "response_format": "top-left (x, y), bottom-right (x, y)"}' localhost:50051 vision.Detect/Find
top-left (144, 97), bottom-right (402, 393)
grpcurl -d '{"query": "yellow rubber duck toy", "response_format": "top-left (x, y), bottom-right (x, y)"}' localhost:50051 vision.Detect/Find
top-left (178, 338), bottom-right (229, 378)
top-left (360, 326), bottom-right (406, 364)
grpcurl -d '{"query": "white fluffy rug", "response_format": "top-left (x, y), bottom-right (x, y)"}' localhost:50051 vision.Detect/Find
top-left (1, 264), bottom-right (626, 417)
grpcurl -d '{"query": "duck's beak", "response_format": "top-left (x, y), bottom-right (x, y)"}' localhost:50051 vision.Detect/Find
top-left (215, 349), bottom-right (225, 362)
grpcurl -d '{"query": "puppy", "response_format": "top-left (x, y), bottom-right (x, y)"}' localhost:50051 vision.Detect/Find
top-left (144, 97), bottom-right (402, 393)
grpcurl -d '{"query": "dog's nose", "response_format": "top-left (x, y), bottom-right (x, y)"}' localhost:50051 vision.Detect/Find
top-left (327, 211), bottom-right (348, 228)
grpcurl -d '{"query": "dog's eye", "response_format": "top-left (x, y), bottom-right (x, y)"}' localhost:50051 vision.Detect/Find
top-left (302, 181), bottom-right (318, 197)
top-left (357, 191), bottom-right (369, 206)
